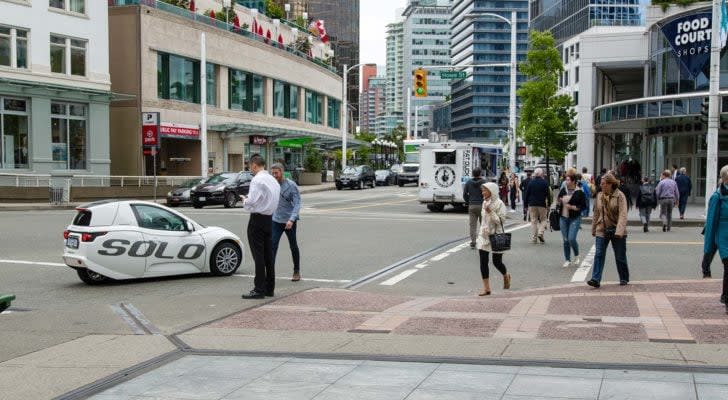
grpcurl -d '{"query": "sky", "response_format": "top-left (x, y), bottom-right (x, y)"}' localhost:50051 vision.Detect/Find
top-left (360, 0), bottom-right (408, 71)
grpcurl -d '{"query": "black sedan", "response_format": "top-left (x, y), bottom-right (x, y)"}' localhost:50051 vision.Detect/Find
top-left (166, 178), bottom-right (205, 207)
top-left (190, 172), bottom-right (252, 208)
top-left (336, 165), bottom-right (376, 190)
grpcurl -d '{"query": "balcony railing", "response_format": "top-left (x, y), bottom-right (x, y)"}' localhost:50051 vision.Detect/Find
top-left (108, 0), bottom-right (337, 73)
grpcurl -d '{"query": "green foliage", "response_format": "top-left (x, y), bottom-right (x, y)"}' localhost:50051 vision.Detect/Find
top-left (294, 36), bottom-right (312, 54)
top-left (205, 7), bottom-right (236, 22)
top-left (295, 16), bottom-right (307, 28)
top-left (160, 0), bottom-right (190, 8)
top-left (333, 149), bottom-right (354, 168)
top-left (266, 0), bottom-right (285, 19)
top-left (355, 145), bottom-right (372, 166)
top-left (651, 0), bottom-right (698, 11)
top-left (517, 31), bottom-right (576, 162)
top-left (355, 131), bottom-right (376, 143)
top-left (303, 145), bottom-right (323, 173)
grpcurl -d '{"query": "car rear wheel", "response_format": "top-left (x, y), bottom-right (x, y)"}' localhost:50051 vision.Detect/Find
top-left (358, 181), bottom-right (364, 190)
top-left (210, 242), bottom-right (242, 276)
top-left (336, 185), bottom-right (342, 190)
top-left (398, 181), bottom-right (404, 187)
top-left (224, 192), bottom-right (237, 208)
top-left (192, 201), bottom-right (203, 209)
top-left (76, 268), bottom-right (111, 285)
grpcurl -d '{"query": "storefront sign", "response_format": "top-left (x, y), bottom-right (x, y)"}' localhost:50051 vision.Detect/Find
top-left (660, 12), bottom-right (712, 78)
top-left (249, 135), bottom-right (269, 145)
top-left (160, 123), bottom-right (200, 139)
top-left (142, 148), bottom-right (157, 156)
top-left (646, 120), bottom-right (728, 135)
top-left (141, 112), bottom-right (160, 147)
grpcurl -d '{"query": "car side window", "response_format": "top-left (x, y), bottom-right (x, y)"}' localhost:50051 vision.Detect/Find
top-left (131, 205), bottom-right (187, 231)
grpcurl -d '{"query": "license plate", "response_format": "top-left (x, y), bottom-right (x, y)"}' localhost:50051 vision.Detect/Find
top-left (198, 196), bottom-right (206, 201)
top-left (66, 236), bottom-right (79, 249)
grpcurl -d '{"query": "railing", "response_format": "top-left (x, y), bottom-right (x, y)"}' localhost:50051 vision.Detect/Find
top-left (108, 0), bottom-right (337, 73)
top-left (0, 173), bottom-right (203, 188)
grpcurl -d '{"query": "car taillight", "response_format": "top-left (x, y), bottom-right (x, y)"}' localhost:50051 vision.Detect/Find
top-left (63, 230), bottom-right (70, 239)
top-left (81, 232), bottom-right (107, 242)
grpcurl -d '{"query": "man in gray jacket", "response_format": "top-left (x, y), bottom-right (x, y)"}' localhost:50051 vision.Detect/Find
top-left (463, 168), bottom-right (487, 249)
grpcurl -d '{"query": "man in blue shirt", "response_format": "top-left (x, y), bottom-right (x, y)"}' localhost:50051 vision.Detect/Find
top-left (270, 163), bottom-right (302, 281)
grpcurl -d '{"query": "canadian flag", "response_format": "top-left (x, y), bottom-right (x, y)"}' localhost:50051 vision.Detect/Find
top-left (308, 19), bottom-right (329, 44)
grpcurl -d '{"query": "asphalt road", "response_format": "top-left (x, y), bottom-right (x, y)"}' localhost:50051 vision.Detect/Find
top-left (0, 185), bottom-right (717, 363)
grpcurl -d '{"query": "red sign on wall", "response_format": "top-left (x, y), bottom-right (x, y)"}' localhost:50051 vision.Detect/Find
top-left (141, 112), bottom-right (160, 147)
top-left (143, 148), bottom-right (158, 156)
top-left (160, 123), bottom-right (200, 139)
top-left (249, 135), bottom-right (269, 145)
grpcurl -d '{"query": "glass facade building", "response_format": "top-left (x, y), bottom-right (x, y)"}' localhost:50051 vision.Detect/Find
top-left (306, 0), bottom-right (360, 123)
top-left (449, 0), bottom-right (529, 142)
top-left (402, 0), bottom-right (452, 138)
top-left (530, 0), bottom-right (646, 44)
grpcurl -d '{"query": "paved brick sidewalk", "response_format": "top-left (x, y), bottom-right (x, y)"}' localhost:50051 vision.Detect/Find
top-left (207, 280), bottom-right (727, 345)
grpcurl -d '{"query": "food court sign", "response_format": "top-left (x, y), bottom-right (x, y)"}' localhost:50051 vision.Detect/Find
top-left (660, 12), bottom-right (712, 79)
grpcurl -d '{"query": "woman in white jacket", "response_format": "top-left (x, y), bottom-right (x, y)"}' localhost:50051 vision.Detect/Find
top-left (477, 182), bottom-right (512, 296)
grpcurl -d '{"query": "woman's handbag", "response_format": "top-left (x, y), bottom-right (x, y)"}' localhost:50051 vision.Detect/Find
top-left (489, 216), bottom-right (511, 252)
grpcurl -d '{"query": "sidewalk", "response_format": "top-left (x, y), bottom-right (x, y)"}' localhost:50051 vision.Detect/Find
top-left (580, 201), bottom-right (705, 226)
top-left (54, 279), bottom-right (728, 400)
top-left (0, 183), bottom-right (336, 211)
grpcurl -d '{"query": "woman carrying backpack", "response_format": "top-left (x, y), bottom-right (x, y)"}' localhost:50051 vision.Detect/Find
top-left (702, 165), bottom-right (728, 314)
top-left (636, 177), bottom-right (656, 232)
top-left (557, 172), bottom-right (587, 268)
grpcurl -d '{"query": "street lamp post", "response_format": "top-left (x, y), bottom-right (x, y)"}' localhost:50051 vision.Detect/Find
top-left (465, 11), bottom-right (517, 172)
top-left (342, 63), bottom-right (364, 168)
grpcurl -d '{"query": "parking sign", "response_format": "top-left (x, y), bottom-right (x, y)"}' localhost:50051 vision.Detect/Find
top-left (141, 112), bottom-right (160, 148)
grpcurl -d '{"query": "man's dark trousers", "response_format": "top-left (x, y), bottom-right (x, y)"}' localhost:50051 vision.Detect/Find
top-left (272, 221), bottom-right (300, 272)
top-left (248, 213), bottom-right (275, 294)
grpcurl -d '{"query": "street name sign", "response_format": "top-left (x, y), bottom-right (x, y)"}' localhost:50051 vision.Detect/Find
top-left (440, 71), bottom-right (466, 79)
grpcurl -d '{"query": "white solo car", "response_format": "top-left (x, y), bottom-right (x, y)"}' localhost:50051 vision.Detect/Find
top-left (63, 200), bottom-right (244, 285)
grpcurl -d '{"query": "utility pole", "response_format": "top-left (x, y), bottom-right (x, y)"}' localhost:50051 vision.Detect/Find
top-left (705, 0), bottom-right (722, 212)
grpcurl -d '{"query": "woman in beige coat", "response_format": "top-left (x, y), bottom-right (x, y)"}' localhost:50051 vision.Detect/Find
top-left (476, 182), bottom-right (512, 296)
top-left (587, 172), bottom-right (629, 288)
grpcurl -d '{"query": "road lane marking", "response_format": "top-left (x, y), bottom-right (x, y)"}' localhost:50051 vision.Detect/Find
top-left (380, 269), bottom-right (418, 286)
top-left (326, 198), bottom-right (417, 212)
top-left (0, 259), bottom-right (65, 267)
top-left (571, 244), bottom-right (596, 282)
top-left (378, 222), bottom-right (531, 286)
top-left (233, 274), bottom-right (351, 283)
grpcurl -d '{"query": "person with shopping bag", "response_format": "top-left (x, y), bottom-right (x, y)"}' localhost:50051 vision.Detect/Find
top-left (476, 182), bottom-right (512, 296)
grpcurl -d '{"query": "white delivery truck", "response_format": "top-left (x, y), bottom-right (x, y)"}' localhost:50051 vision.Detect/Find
top-left (418, 141), bottom-right (503, 212)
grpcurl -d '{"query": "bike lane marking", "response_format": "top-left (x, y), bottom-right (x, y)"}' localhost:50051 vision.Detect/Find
top-left (378, 223), bottom-right (531, 287)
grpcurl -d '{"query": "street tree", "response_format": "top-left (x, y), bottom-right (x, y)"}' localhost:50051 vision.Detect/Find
top-left (517, 30), bottom-right (576, 179)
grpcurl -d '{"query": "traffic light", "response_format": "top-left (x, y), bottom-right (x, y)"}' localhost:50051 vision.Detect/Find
top-left (700, 97), bottom-right (709, 124)
top-left (413, 69), bottom-right (427, 98)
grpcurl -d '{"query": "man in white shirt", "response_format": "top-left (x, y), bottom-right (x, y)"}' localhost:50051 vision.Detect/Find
top-left (240, 155), bottom-right (281, 299)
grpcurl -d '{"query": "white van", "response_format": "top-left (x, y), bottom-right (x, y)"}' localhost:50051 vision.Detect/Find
top-left (417, 142), bottom-right (503, 212)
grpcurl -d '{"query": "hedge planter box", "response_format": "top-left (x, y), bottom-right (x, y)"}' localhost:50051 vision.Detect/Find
top-left (299, 172), bottom-right (322, 185)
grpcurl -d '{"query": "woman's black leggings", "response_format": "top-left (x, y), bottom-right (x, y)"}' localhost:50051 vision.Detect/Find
top-left (479, 250), bottom-right (507, 279)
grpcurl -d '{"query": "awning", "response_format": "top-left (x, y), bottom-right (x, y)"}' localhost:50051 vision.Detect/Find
top-left (210, 121), bottom-right (365, 149)
top-left (0, 76), bottom-right (134, 102)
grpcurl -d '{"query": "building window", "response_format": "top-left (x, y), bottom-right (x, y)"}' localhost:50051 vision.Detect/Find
top-left (206, 63), bottom-right (216, 106)
top-left (229, 69), bottom-right (264, 113)
top-left (0, 26), bottom-right (28, 69)
top-left (575, 67), bottom-right (579, 83)
top-left (49, 0), bottom-right (85, 14)
top-left (0, 97), bottom-right (29, 169)
top-left (327, 98), bottom-right (340, 129)
top-left (157, 53), bottom-right (200, 104)
top-left (50, 34), bottom-right (86, 76)
top-left (305, 90), bottom-right (323, 125)
top-left (273, 80), bottom-right (299, 119)
top-left (51, 102), bottom-right (87, 170)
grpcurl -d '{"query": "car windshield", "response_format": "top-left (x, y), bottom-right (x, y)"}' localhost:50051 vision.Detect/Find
top-left (375, 170), bottom-right (389, 175)
top-left (179, 178), bottom-right (203, 188)
top-left (205, 173), bottom-right (237, 184)
top-left (343, 167), bottom-right (363, 174)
